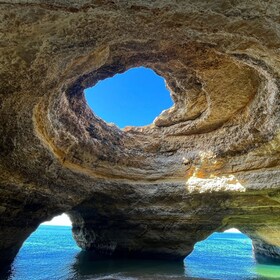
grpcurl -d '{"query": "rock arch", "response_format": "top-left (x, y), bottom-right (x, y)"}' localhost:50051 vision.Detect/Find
top-left (0, 0), bottom-right (280, 266)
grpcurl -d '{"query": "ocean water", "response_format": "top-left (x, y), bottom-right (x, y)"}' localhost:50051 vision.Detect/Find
top-left (2, 225), bottom-right (280, 280)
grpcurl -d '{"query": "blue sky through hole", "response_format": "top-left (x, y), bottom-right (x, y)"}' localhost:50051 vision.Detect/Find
top-left (84, 67), bottom-right (173, 128)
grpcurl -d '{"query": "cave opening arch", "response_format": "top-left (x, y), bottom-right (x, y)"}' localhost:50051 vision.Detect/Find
top-left (5, 213), bottom-right (80, 279)
top-left (184, 229), bottom-right (280, 279)
top-left (184, 229), bottom-right (254, 279)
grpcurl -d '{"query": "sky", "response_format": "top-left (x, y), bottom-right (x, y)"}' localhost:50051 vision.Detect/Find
top-left (84, 67), bottom-right (173, 128)
top-left (44, 67), bottom-right (239, 232)
top-left (42, 213), bottom-right (72, 226)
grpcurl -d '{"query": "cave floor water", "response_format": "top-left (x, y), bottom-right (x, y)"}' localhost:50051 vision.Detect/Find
top-left (1, 225), bottom-right (280, 280)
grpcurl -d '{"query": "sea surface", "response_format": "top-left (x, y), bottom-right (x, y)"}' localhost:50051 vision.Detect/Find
top-left (2, 225), bottom-right (280, 280)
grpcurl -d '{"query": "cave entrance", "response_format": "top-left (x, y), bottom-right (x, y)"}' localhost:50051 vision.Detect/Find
top-left (184, 229), bottom-right (256, 279)
top-left (9, 214), bottom-right (80, 279)
top-left (84, 67), bottom-right (173, 128)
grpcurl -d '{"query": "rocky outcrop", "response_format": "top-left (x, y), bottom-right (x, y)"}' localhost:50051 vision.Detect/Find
top-left (0, 0), bottom-right (280, 266)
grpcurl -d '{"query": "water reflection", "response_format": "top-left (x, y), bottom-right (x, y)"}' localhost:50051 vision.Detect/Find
top-left (71, 251), bottom-right (200, 280)
top-left (70, 249), bottom-right (280, 280)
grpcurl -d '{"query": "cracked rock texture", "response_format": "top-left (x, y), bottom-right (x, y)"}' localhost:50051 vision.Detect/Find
top-left (0, 0), bottom-right (280, 266)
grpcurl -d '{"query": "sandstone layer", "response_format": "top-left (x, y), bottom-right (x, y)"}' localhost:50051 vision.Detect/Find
top-left (0, 0), bottom-right (280, 267)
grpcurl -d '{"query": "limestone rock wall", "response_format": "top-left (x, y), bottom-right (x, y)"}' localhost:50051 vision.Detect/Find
top-left (0, 0), bottom-right (280, 265)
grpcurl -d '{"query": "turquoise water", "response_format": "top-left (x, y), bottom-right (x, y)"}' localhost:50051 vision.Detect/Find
top-left (2, 225), bottom-right (280, 280)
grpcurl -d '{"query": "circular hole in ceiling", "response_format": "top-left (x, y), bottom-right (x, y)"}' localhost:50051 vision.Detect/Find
top-left (84, 67), bottom-right (173, 128)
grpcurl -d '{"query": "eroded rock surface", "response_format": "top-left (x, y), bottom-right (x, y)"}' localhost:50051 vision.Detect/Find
top-left (0, 0), bottom-right (280, 265)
